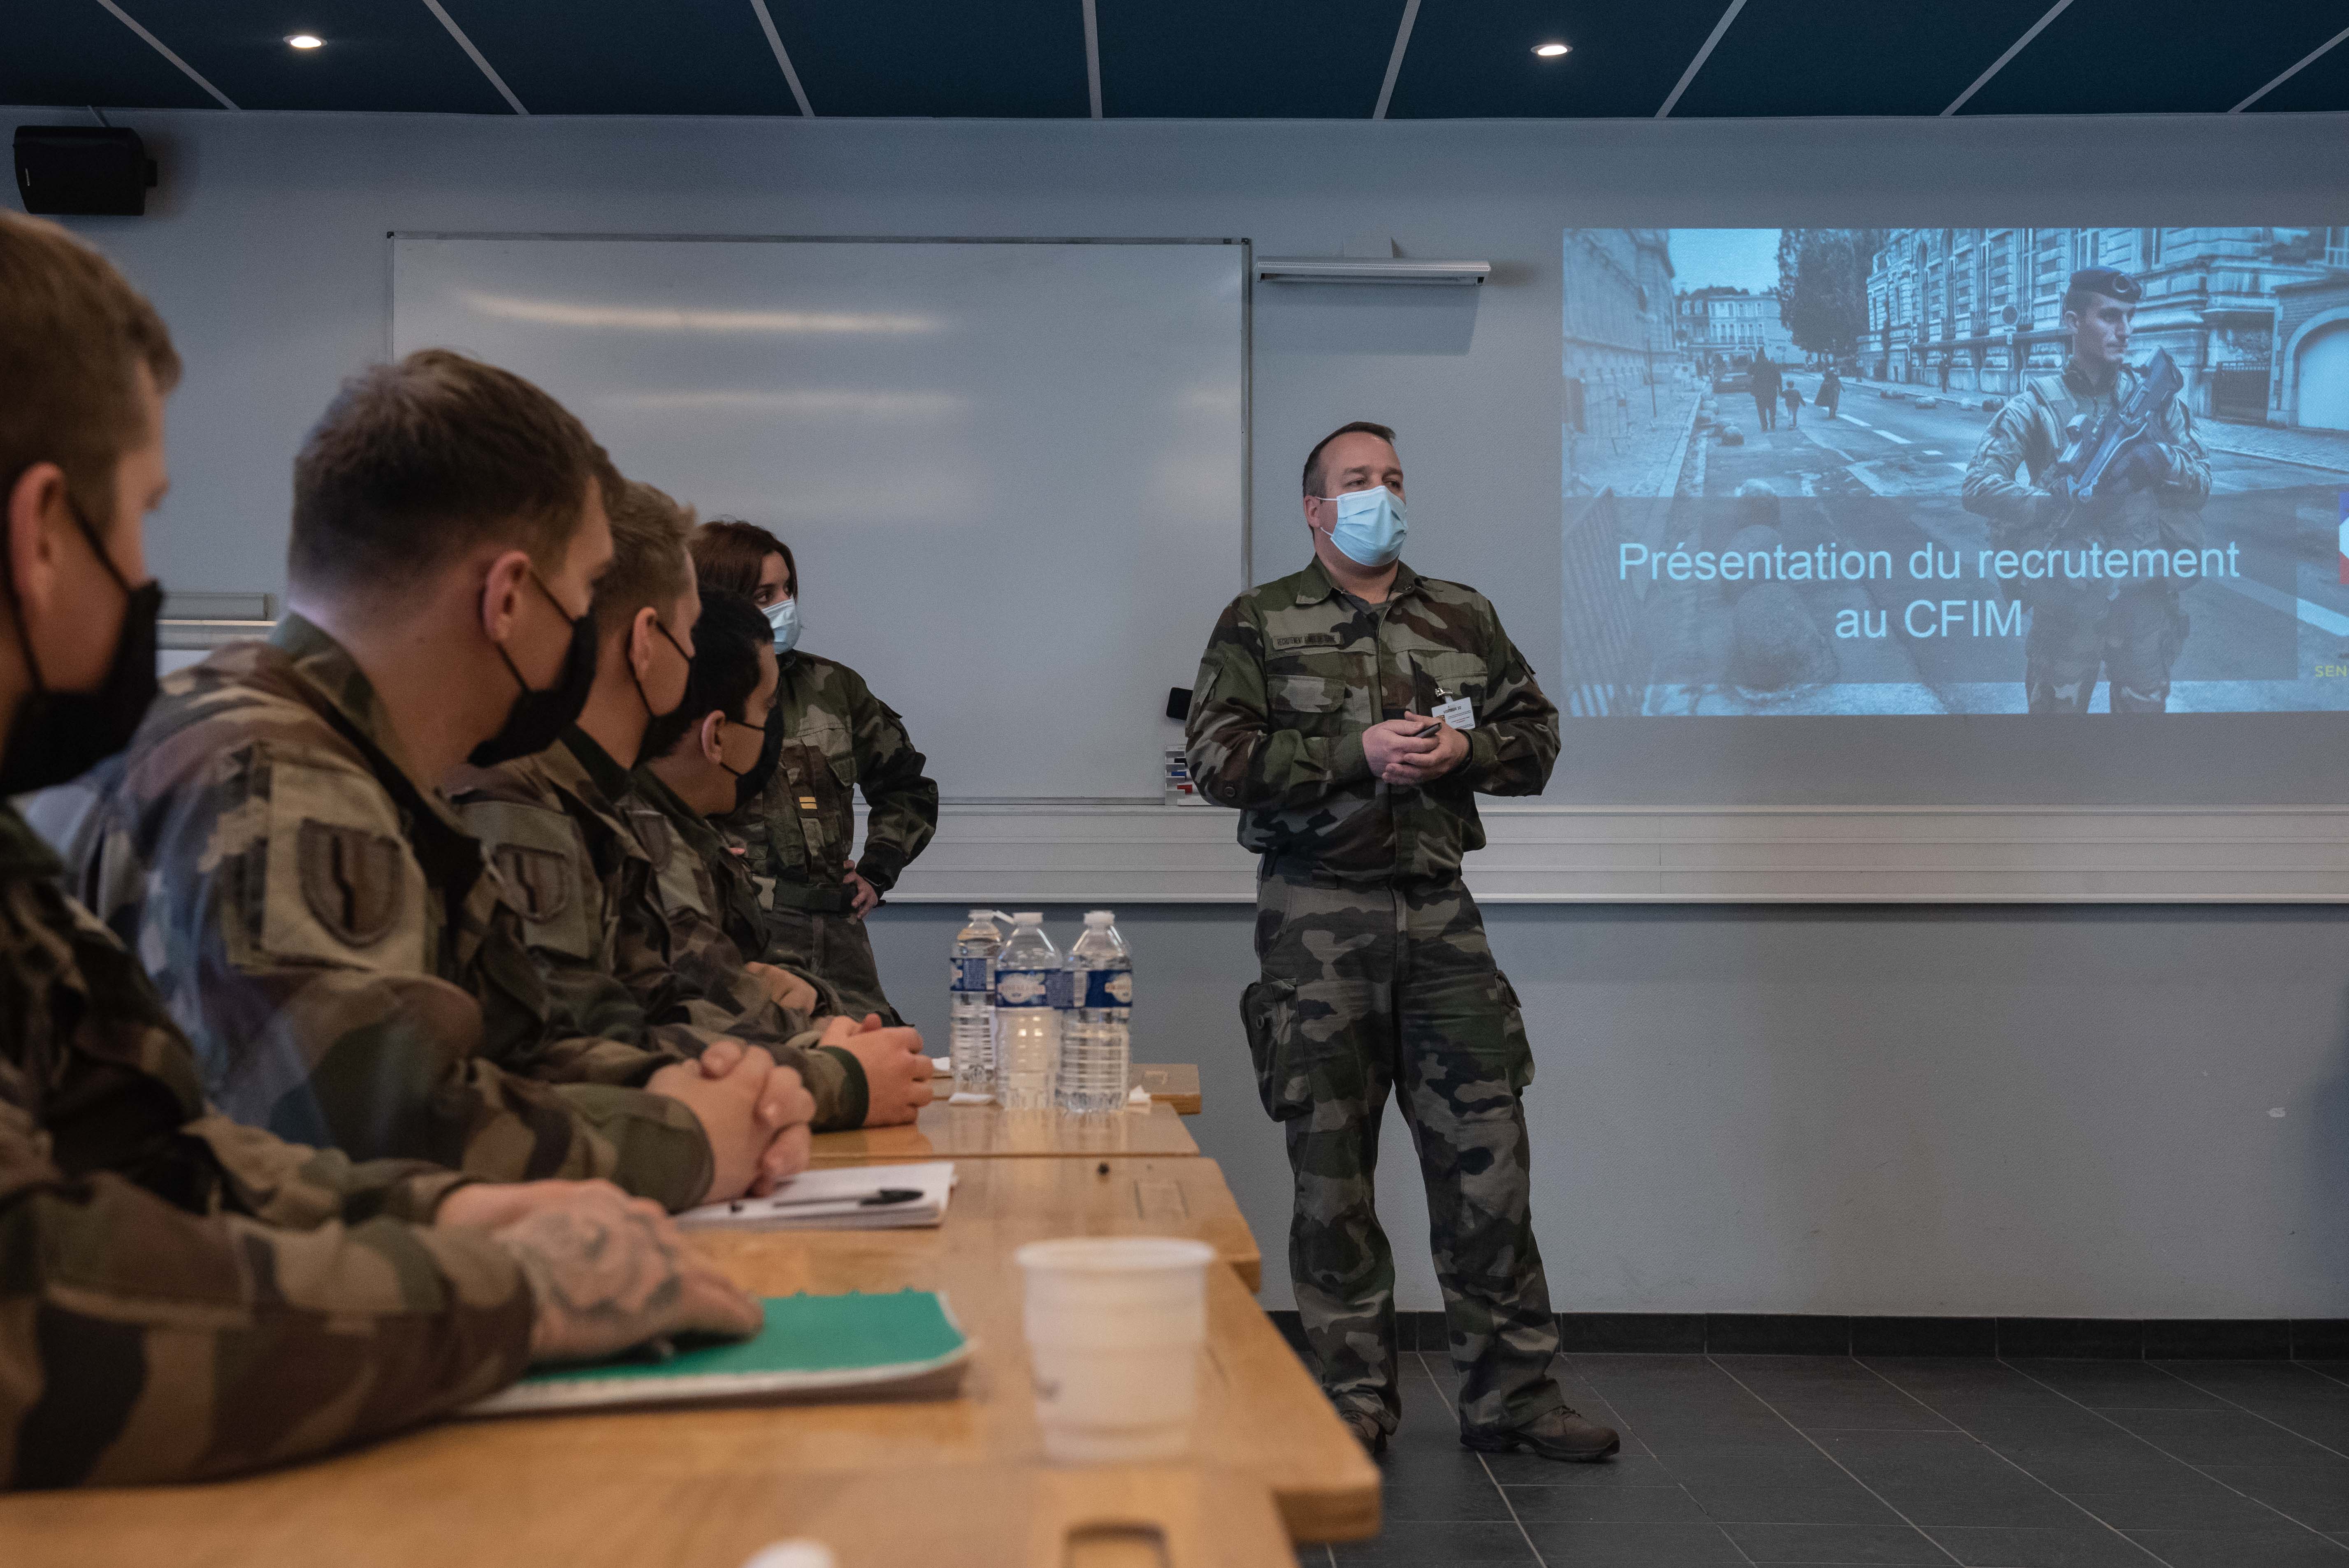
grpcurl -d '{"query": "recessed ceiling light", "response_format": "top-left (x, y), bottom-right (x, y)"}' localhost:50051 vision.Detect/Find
top-left (1534, 42), bottom-right (1571, 58)
top-left (286, 33), bottom-right (323, 50)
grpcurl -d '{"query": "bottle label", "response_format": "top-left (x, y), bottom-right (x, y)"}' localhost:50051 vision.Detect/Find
top-left (996, 967), bottom-right (1056, 1007)
top-left (950, 956), bottom-right (991, 993)
top-left (1047, 970), bottom-right (1075, 1009)
top-left (1079, 970), bottom-right (1133, 1008)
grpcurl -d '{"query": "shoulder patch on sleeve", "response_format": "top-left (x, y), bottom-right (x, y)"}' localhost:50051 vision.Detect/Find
top-left (456, 798), bottom-right (602, 961)
top-left (297, 820), bottom-right (405, 946)
top-left (491, 842), bottom-right (575, 925)
top-left (624, 806), bottom-right (676, 872)
top-left (261, 757), bottom-right (428, 972)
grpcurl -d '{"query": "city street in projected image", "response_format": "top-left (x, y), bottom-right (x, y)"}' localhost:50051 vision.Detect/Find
top-left (1561, 228), bottom-right (2349, 716)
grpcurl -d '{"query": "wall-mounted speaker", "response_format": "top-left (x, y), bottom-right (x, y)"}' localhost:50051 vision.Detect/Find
top-left (13, 126), bottom-right (157, 217)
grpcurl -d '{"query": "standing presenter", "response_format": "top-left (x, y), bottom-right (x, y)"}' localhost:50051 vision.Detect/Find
top-left (1184, 420), bottom-right (1616, 1463)
top-left (689, 520), bottom-right (938, 1025)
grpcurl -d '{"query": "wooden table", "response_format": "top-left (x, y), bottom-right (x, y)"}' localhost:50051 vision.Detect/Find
top-left (930, 1062), bottom-right (1204, 1116)
top-left (4, 1079), bottom-right (1363, 1561)
top-left (1, 1169), bottom-right (1375, 1566)
top-left (813, 1098), bottom-right (1200, 1166)
top-left (892, 1155), bottom-right (1260, 1290)
top-left (1133, 1063), bottom-right (1202, 1116)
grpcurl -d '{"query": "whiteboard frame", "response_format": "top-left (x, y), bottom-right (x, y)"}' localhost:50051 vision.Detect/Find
top-left (388, 232), bottom-right (1250, 803)
top-left (384, 232), bottom-right (1251, 594)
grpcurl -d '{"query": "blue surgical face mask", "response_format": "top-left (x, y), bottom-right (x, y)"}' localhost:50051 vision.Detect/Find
top-left (1319, 485), bottom-right (1408, 568)
top-left (764, 596), bottom-right (801, 655)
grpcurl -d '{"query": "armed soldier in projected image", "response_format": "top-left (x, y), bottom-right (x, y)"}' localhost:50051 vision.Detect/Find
top-left (1961, 267), bottom-right (2211, 714)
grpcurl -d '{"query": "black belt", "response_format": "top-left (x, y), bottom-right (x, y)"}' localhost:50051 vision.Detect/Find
top-left (767, 878), bottom-right (854, 914)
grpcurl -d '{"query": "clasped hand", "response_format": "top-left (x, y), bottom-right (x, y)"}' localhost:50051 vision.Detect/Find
top-left (1363, 713), bottom-right (1469, 786)
top-left (647, 1038), bottom-right (817, 1204)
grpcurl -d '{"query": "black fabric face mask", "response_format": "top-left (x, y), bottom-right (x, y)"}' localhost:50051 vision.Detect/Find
top-left (468, 568), bottom-right (599, 768)
top-left (0, 491), bottom-right (164, 796)
top-left (720, 717), bottom-right (783, 812)
top-left (627, 617), bottom-right (693, 723)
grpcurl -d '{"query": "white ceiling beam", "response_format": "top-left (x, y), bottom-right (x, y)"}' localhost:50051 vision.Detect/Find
top-left (418, 0), bottom-right (527, 115)
top-left (91, 0), bottom-right (238, 110)
top-left (1656, 0), bottom-right (1749, 118)
top-left (1942, 0), bottom-right (2074, 116)
top-left (1372, 0), bottom-right (1421, 121)
top-left (1082, 0), bottom-right (1103, 118)
top-left (2232, 22), bottom-right (2349, 113)
top-left (747, 0), bottom-right (816, 116)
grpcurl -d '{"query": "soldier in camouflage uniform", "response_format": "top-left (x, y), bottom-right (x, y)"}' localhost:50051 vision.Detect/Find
top-left (634, 591), bottom-right (849, 1017)
top-left (1962, 267), bottom-right (2212, 713)
top-left (448, 480), bottom-right (883, 1131)
top-left (453, 483), bottom-right (926, 1128)
top-left (0, 209), bottom-right (760, 1486)
top-left (1186, 422), bottom-right (1616, 1463)
top-left (691, 520), bottom-right (940, 1025)
top-left (33, 353), bottom-right (818, 1212)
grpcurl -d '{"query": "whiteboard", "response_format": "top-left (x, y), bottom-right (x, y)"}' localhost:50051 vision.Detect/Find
top-left (391, 236), bottom-right (1247, 800)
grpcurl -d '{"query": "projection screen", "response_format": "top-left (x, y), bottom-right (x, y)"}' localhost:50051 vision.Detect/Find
top-left (1562, 227), bottom-right (2349, 720)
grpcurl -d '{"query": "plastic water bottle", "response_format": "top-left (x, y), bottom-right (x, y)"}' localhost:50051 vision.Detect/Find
top-left (1059, 910), bottom-right (1133, 1115)
top-left (949, 909), bottom-right (1004, 1097)
top-left (994, 912), bottom-right (1061, 1111)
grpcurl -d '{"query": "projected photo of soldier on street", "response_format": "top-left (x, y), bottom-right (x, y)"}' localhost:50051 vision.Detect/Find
top-left (1561, 227), bottom-right (2349, 715)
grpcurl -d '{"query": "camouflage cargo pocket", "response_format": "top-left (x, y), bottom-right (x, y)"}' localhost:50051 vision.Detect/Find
top-left (1491, 970), bottom-right (1535, 1093)
top-left (1239, 976), bottom-right (1309, 1121)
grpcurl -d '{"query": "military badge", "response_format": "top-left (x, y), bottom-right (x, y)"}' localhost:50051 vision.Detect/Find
top-left (297, 819), bottom-right (405, 946)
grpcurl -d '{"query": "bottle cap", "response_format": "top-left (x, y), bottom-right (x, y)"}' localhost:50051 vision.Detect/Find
top-left (1012, 912), bottom-right (1044, 925)
top-left (968, 909), bottom-right (993, 921)
top-left (1084, 910), bottom-right (1115, 925)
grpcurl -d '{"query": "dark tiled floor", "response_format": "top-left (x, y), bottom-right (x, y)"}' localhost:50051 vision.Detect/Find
top-left (1308, 1352), bottom-right (2349, 1567)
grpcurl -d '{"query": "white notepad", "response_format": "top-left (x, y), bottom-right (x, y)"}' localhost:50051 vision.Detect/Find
top-left (676, 1162), bottom-right (956, 1231)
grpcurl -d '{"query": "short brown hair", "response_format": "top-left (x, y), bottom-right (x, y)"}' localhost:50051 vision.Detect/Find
top-left (0, 211), bottom-right (182, 523)
top-left (288, 348), bottom-right (609, 594)
top-left (595, 478), bottom-right (696, 634)
top-left (1302, 420), bottom-right (1397, 496)
top-left (691, 518), bottom-right (796, 600)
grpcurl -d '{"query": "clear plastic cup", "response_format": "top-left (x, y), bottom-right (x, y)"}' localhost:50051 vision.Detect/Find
top-left (1015, 1236), bottom-right (1215, 1464)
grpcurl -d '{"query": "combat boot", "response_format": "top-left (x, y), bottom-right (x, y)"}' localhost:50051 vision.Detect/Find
top-left (1340, 1408), bottom-right (1389, 1457)
top-left (1460, 1405), bottom-right (1619, 1463)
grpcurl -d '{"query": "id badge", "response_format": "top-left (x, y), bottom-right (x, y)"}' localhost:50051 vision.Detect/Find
top-left (1433, 695), bottom-right (1476, 731)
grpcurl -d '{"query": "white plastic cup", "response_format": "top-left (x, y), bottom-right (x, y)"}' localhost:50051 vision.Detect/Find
top-left (1015, 1236), bottom-right (1215, 1464)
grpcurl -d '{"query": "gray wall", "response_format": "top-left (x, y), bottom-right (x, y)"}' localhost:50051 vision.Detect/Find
top-left (18, 105), bottom-right (2348, 1315)
top-left (870, 902), bottom-right (2349, 1316)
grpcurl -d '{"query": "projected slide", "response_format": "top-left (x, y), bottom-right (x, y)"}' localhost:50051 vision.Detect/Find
top-left (1561, 228), bottom-right (2349, 715)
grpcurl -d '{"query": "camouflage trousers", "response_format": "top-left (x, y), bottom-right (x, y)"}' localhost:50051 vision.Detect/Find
top-left (1242, 867), bottom-right (1564, 1437)
top-left (766, 904), bottom-right (903, 1027)
top-left (2024, 583), bottom-right (2187, 714)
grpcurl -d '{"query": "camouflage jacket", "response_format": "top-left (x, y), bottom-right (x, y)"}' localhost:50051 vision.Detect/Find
top-left (717, 652), bottom-right (936, 909)
top-left (449, 730), bottom-right (863, 1131)
top-left (626, 769), bottom-right (845, 1013)
top-left (1185, 558), bottom-right (1560, 884)
top-left (0, 803), bottom-right (531, 1488)
top-left (1961, 357), bottom-right (2211, 550)
top-left (25, 615), bottom-right (714, 1211)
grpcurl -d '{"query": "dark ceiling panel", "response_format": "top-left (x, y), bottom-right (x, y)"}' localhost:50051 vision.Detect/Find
top-left (1672, 0), bottom-right (2056, 116)
top-left (764, 0), bottom-right (1087, 117)
top-left (2247, 28), bottom-right (2349, 113)
top-left (1961, 0), bottom-right (2349, 115)
top-left (437, 0), bottom-right (798, 116)
top-left (2, 2), bottom-right (220, 110)
top-left (1095, 0), bottom-right (1406, 118)
top-left (114, 0), bottom-right (512, 113)
top-left (1388, 0), bottom-right (1734, 118)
